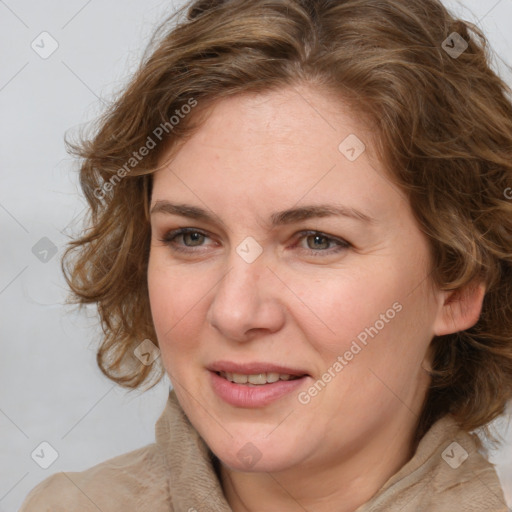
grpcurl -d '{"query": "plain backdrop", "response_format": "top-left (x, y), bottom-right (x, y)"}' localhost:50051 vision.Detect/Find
top-left (1, 1), bottom-right (512, 510)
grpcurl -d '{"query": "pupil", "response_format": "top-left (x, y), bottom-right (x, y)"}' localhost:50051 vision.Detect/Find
top-left (309, 234), bottom-right (328, 250)
top-left (186, 232), bottom-right (202, 245)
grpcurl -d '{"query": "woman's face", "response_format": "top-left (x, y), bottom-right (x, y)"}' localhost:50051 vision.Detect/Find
top-left (148, 84), bottom-right (445, 474)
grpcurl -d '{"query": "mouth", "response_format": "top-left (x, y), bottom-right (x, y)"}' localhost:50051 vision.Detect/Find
top-left (207, 362), bottom-right (311, 407)
top-left (215, 371), bottom-right (305, 386)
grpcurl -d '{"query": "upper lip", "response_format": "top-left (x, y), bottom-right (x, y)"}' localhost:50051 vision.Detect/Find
top-left (208, 361), bottom-right (310, 377)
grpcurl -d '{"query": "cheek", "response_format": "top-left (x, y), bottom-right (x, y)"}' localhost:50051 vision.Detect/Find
top-left (296, 266), bottom-right (434, 379)
top-left (288, 267), bottom-right (404, 355)
top-left (147, 259), bottom-right (207, 359)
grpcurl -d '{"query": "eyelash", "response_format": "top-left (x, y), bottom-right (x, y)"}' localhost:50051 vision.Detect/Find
top-left (158, 228), bottom-right (350, 257)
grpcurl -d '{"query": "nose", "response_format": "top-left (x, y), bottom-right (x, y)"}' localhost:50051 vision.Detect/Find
top-left (206, 249), bottom-right (286, 342)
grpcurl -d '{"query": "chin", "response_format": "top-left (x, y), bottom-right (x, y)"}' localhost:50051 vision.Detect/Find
top-left (211, 436), bottom-right (304, 474)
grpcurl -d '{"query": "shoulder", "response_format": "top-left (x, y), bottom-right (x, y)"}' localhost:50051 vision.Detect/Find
top-left (414, 419), bottom-right (509, 511)
top-left (365, 415), bottom-right (510, 511)
top-left (19, 443), bottom-right (173, 512)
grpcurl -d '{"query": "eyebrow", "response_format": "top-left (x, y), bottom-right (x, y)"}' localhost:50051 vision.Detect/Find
top-left (150, 200), bottom-right (377, 227)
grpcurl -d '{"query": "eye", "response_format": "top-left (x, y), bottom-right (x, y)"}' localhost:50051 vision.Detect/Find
top-left (293, 230), bottom-right (350, 256)
top-left (159, 228), bottom-right (213, 253)
top-left (158, 228), bottom-right (350, 256)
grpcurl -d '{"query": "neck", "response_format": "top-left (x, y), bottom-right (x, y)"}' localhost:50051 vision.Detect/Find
top-left (219, 414), bottom-right (419, 512)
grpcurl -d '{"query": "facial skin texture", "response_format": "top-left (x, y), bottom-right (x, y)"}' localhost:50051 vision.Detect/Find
top-left (147, 84), bottom-right (486, 512)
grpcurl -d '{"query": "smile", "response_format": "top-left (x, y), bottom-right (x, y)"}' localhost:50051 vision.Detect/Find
top-left (217, 371), bottom-right (302, 385)
top-left (209, 370), bottom-right (309, 407)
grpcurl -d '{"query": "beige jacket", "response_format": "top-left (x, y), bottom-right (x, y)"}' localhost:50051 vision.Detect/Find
top-left (20, 389), bottom-right (508, 511)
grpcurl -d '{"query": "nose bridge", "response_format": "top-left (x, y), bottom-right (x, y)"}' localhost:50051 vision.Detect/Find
top-left (223, 234), bottom-right (268, 294)
top-left (207, 239), bottom-right (285, 339)
top-left (213, 243), bottom-right (267, 316)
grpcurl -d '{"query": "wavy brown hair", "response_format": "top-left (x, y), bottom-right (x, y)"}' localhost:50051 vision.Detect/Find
top-left (62, 0), bottom-right (512, 444)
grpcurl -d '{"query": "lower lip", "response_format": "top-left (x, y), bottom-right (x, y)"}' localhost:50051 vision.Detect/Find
top-left (209, 371), bottom-right (308, 408)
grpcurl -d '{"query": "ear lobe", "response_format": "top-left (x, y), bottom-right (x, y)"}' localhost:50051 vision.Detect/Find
top-left (433, 280), bottom-right (486, 337)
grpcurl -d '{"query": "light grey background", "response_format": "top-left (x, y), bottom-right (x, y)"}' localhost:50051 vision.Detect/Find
top-left (1, 1), bottom-right (512, 511)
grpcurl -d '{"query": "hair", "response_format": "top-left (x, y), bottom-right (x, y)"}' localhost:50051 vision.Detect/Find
top-left (62, 0), bottom-right (512, 445)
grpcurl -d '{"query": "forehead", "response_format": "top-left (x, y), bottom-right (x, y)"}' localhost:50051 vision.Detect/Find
top-left (157, 84), bottom-right (369, 165)
top-left (172, 86), bottom-right (363, 154)
top-left (151, 85), bottom-right (404, 222)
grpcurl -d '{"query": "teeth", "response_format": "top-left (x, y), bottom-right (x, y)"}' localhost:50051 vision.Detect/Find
top-left (263, 372), bottom-right (280, 383)
top-left (248, 373), bottom-right (270, 385)
top-left (231, 373), bottom-right (247, 384)
top-left (219, 371), bottom-right (301, 385)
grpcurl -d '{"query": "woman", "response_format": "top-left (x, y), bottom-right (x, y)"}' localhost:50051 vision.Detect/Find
top-left (20, 0), bottom-right (512, 510)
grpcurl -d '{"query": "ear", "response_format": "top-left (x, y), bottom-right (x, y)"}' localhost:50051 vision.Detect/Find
top-left (433, 280), bottom-right (486, 337)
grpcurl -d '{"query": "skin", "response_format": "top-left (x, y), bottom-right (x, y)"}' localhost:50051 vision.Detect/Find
top-left (147, 83), bottom-right (486, 512)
